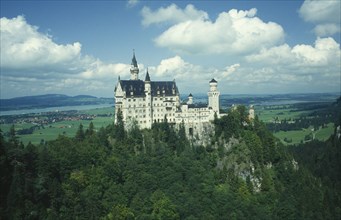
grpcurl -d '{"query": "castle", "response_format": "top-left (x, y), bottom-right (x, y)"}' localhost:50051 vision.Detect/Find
top-left (114, 52), bottom-right (224, 136)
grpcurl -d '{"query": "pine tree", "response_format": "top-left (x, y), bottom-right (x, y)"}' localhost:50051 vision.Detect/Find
top-left (114, 109), bottom-right (125, 140)
top-left (8, 125), bottom-right (19, 147)
top-left (85, 122), bottom-right (95, 137)
top-left (75, 123), bottom-right (85, 141)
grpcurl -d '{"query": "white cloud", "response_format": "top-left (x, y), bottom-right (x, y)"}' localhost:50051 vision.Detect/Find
top-left (154, 55), bottom-right (189, 77)
top-left (141, 4), bottom-right (208, 27)
top-left (0, 16), bottom-right (134, 98)
top-left (221, 64), bottom-right (240, 78)
top-left (150, 7), bottom-right (284, 55)
top-left (127, 0), bottom-right (139, 8)
top-left (314, 23), bottom-right (340, 37)
top-left (1, 16), bottom-right (82, 72)
top-left (240, 37), bottom-right (341, 93)
top-left (246, 37), bottom-right (341, 68)
top-left (299, 0), bottom-right (341, 37)
top-left (299, 0), bottom-right (340, 24)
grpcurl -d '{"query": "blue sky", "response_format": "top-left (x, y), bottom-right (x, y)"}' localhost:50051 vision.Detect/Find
top-left (1, 0), bottom-right (340, 98)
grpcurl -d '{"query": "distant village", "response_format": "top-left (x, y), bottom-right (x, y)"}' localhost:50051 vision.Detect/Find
top-left (0, 110), bottom-right (107, 125)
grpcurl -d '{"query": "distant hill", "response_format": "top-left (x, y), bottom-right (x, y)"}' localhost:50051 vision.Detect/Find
top-left (0, 94), bottom-right (113, 111)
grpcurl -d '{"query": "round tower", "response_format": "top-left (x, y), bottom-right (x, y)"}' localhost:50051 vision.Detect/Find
top-left (208, 78), bottom-right (220, 113)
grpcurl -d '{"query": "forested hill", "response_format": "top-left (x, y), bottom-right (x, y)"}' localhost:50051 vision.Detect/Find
top-left (0, 100), bottom-right (340, 219)
top-left (0, 94), bottom-right (112, 111)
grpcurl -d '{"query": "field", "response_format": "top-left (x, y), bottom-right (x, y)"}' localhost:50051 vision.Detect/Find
top-left (273, 123), bottom-right (334, 145)
top-left (255, 105), bottom-right (311, 123)
top-left (0, 106), bottom-right (115, 145)
top-left (20, 117), bottom-right (114, 144)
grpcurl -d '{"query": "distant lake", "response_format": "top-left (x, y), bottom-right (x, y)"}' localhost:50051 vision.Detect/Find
top-left (0, 104), bottom-right (114, 116)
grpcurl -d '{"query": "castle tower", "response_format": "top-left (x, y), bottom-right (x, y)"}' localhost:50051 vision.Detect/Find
top-left (130, 51), bottom-right (139, 80)
top-left (144, 69), bottom-right (152, 128)
top-left (208, 78), bottom-right (220, 113)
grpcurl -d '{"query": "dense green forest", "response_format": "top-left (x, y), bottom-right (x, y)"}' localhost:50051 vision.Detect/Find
top-left (1, 100), bottom-right (340, 219)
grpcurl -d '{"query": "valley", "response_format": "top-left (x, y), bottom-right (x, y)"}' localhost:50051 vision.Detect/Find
top-left (0, 93), bottom-right (339, 145)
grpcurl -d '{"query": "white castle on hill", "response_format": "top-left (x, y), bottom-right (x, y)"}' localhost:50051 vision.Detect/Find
top-left (114, 52), bottom-right (253, 136)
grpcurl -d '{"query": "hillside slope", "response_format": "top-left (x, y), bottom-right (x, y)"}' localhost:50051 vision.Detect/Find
top-left (0, 100), bottom-right (340, 219)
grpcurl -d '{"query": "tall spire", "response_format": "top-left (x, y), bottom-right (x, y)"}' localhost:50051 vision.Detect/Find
top-left (130, 49), bottom-right (139, 80)
top-left (131, 49), bottom-right (138, 68)
top-left (145, 68), bottom-right (150, 82)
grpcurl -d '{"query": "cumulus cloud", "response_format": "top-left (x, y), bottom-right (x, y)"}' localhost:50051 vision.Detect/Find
top-left (299, 0), bottom-right (340, 36)
top-left (246, 37), bottom-right (341, 68)
top-left (1, 16), bottom-right (82, 73)
top-left (147, 6), bottom-right (284, 55)
top-left (240, 37), bottom-right (341, 93)
top-left (141, 4), bottom-right (208, 26)
top-left (299, 0), bottom-right (340, 24)
top-left (0, 16), bottom-right (133, 98)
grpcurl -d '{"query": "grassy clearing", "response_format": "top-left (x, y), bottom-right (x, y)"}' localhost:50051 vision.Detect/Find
top-left (1, 116), bottom-right (114, 145)
top-left (315, 123), bottom-right (335, 141)
top-left (256, 107), bottom-right (311, 123)
top-left (274, 123), bottom-right (334, 145)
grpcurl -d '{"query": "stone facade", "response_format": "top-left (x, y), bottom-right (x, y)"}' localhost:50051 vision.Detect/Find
top-left (114, 53), bottom-right (223, 136)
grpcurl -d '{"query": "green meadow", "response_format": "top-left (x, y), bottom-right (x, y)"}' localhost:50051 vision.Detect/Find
top-left (256, 106), bottom-right (311, 123)
top-left (274, 123), bottom-right (334, 145)
top-left (1, 116), bottom-right (114, 145)
top-left (0, 106), bottom-right (116, 145)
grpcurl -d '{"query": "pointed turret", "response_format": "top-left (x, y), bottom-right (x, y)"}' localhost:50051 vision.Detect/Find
top-left (187, 93), bottom-right (193, 105)
top-left (209, 78), bottom-right (218, 91)
top-left (145, 69), bottom-right (151, 82)
top-left (130, 50), bottom-right (139, 80)
top-left (131, 51), bottom-right (138, 68)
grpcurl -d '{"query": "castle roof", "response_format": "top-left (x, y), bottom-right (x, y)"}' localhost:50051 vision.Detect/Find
top-left (188, 103), bottom-right (208, 109)
top-left (118, 80), bottom-right (179, 98)
top-left (209, 78), bottom-right (217, 83)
